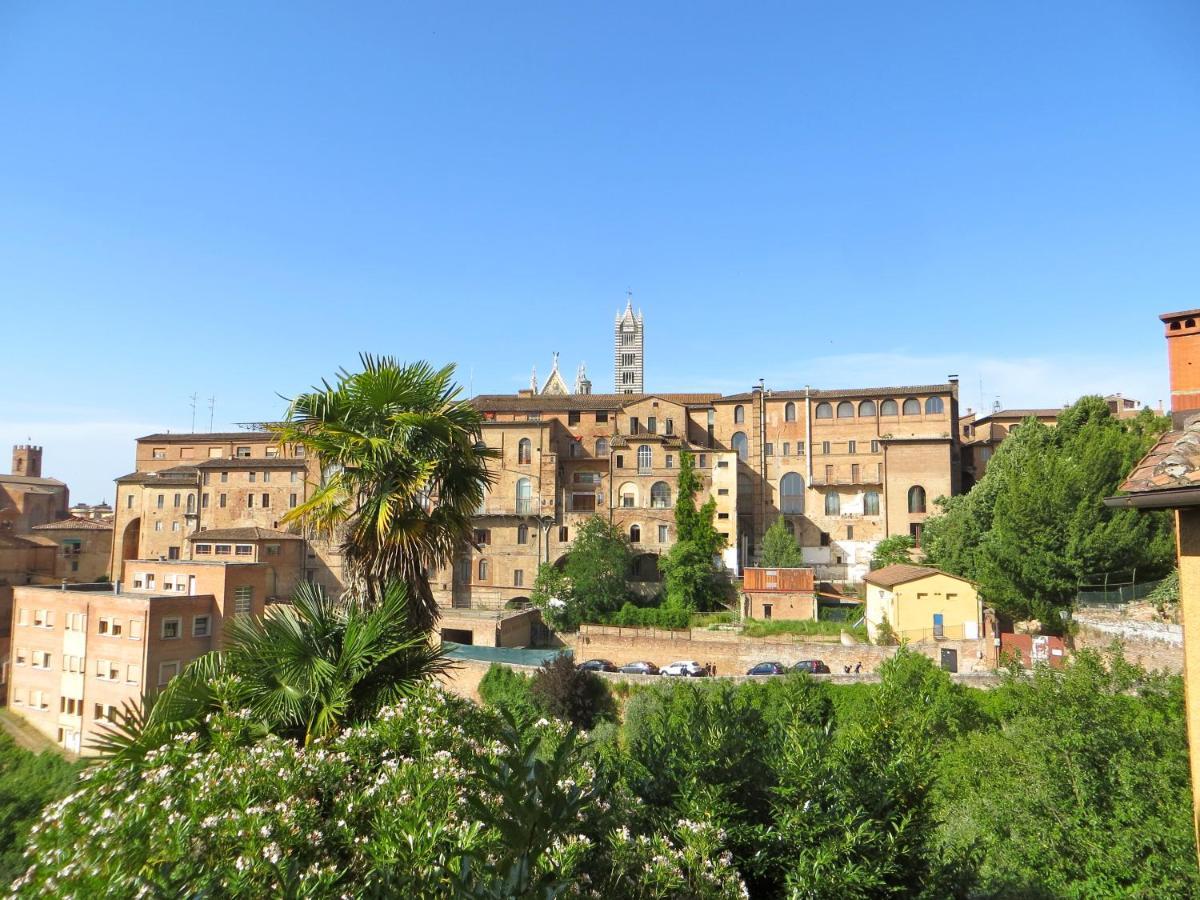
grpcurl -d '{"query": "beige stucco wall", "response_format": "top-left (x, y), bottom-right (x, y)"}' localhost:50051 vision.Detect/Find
top-left (864, 572), bottom-right (980, 642)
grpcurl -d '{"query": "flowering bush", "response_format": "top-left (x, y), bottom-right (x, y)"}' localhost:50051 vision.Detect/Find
top-left (12, 687), bottom-right (745, 898)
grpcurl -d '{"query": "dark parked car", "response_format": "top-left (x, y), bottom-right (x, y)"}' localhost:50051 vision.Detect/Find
top-left (746, 662), bottom-right (788, 676)
top-left (618, 661), bottom-right (660, 675)
top-left (791, 659), bottom-right (831, 674)
top-left (577, 659), bottom-right (618, 673)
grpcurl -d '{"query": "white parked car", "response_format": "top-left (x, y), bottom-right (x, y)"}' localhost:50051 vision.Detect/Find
top-left (660, 660), bottom-right (707, 677)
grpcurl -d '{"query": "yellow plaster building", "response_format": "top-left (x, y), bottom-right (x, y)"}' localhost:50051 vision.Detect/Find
top-left (863, 564), bottom-right (982, 643)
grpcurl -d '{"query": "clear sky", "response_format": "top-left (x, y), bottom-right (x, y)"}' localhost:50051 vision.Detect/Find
top-left (2, 1), bottom-right (1198, 502)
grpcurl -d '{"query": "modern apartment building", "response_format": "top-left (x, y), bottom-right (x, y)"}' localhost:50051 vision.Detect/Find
top-left (8, 564), bottom-right (266, 754)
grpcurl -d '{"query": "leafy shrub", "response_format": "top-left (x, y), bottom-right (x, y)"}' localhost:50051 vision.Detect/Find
top-left (0, 732), bottom-right (81, 885)
top-left (477, 663), bottom-right (543, 723)
top-left (530, 654), bottom-right (616, 730)
top-left (602, 602), bottom-right (691, 630)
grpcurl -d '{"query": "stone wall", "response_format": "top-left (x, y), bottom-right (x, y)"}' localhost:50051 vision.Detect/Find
top-left (573, 624), bottom-right (996, 676)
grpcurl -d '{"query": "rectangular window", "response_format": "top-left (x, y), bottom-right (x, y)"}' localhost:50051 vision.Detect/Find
top-left (473, 529), bottom-right (491, 545)
top-left (782, 442), bottom-right (790, 456)
top-left (130, 618), bottom-right (143, 640)
top-left (615, 454), bottom-right (624, 469)
top-left (32, 650), bottom-right (49, 669)
top-left (822, 441), bottom-right (831, 455)
top-left (261, 493), bottom-right (270, 508)
top-left (192, 615), bottom-right (211, 638)
top-left (236, 446), bottom-right (251, 458)
top-left (848, 440), bottom-right (856, 455)
top-left (558, 526), bottom-right (569, 542)
top-left (14, 647), bottom-right (26, 666)
top-left (249, 471), bottom-right (257, 484)
top-left (658, 524), bottom-right (668, 542)
top-left (209, 447), bottom-right (222, 458)
top-left (180, 447), bottom-right (194, 459)
top-left (235, 544), bottom-right (253, 556)
top-left (871, 440), bottom-right (880, 453)
top-left (146, 574), bottom-right (155, 589)
top-left (665, 454), bottom-right (674, 469)
top-left (152, 448), bottom-right (166, 459)
top-left (665, 418), bottom-right (674, 436)
top-left (513, 569), bottom-right (524, 587)
top-left (265, 446), bottom-right (279, 458)
top-left (847, 525), bottom-right (854, 539)
top-left (851, 464), bottom-right (860, 482)
top-left (127, 494), bottom-right (134, 509)
top-left (97, 659), bottom-right (119, 680)
top-left (717, 488), bottom-right (729, 495)
top-left (290, 471), bottom-right (299, 483)
top-left (699, 453), bottom-right (707, 467)
top-left (234, 586), bottom-right (252, 615)
top-left (289, 493), bottom-right (298, 508)
top-left (127, 664), bottom-right (141, 684)
top-left (202, 493), bottom-right (209, 508)
top-left (161, 618), bottom-right (181, 640)
top-left (247, 494), bottom-right (255, 508)
top-left (629, 417), bottom-right (639, 434)
top-left (568, 411), bottom-right (580, 425)
top-left (765, 443), bottom-right (773, 456)
top-left (171, 521), bottom-right (180, 532)
top-left (825, 465), bottom-right (834, 483)
top-left (220, 471), bottom-right (229, 483)
top-left (158, 661), bottom-right (180, 686)
top-left (647, 416), bottom-right (656, 434)
top-left (294, 446), bottom-right (305, 457)
top-left (195, 543), bottom-right (212, 554)
top-left (596, 412), bottom-right (609, 423)
top-left (173, 493), bottom-right (181, 508)
top-left (16, 608), bottom-right (27, 627)
top-left (219, 493), bottom-right (227, 508)
top-left (156, 494), bottom-right (165, 509)
top-left (215, 544), bottom-right (231, 555)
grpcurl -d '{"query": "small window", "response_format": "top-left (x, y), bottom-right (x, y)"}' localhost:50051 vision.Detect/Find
top-left (596, 438), bottom-right (610, 456)
top-left (629, 524), bottom-right (641, 543)
top-left (158, 661), bottom-right (180, 686)
top-left (822, 441), bottom-right (830, 455)
top-left (871, 440), bottom-right (880, 453)
top-left (784, 402), bottom-right (796, 422)
top-left (234, 586), bottom-right (253, 615)
top-left (864, 491), bottom-right (880, 515)
top-left (208, 447), bottom-right (223, 458)
top-left (192, 616), bottom-right (211, 638)
top-left (732, 432), bottom-right (748, 461)
top-left (665, 454), bottom-right (674, 469)
top-left (215, 544), bottom-right (232, 555)
top-left (815, 402), bottom-right (833, 419)
top-left (596, 412), bottom-right (609, 423)
top-left (220, 471), bottom-right (229, 483)
top-left (517, 524), bottom-right (528, 545)
top-left (513, 569), bottom-right (524, 587)
top-left (202, 493), bottom-right (209, 508)
top-left (289, 493), bottom-right (298, 508)
top-left (517, 438), bottom-right (532, 465)
top-left (734, 405), bottom-right (745, 424)
top-left (836, 401), bottom-right (854, 418)
top-left (156, 494), bottom-right (165, 509)
top-left (152, 448), bottom-right (166, 460)
top-left (236, 446), bottom-right (252, 458)
top-left (825, 493), bottom-right (840, 515)
top-left (859, 400), bottom-right (877, 417)
top-left (249, 471), bottom-right (257, 483)
top-left (782, 442), bottom-right (790, 456)
top-left (646, 416), bottom-right (657, 434)
top-left (902, 398), bottom-right (921, 416)
top-left (261, 493), bottom-right (270, 508)
top-left (765, 443), bottom-right (773, 456)
top-left (880, 399), bottom-right (899, 416)
top-left (265, 446), bottom-right (279, 458)
top-left (629, 416), bottom-right (640, 434)
top-left (478, 559), bottom-right (489, 581)
top-left (568, 411), bottom-right (581, 425)
top-left (558, 526), bottom-right (569, 542)
top-left (658, 524), bottom-right (669, 542)
top-left (665, 418), bottom-right (674, 436)
top-left (698, 453), bottom-right (708, 467)
top-left (130, 619), bottom-right (143, 640)
top-left (161, 618), bottom-right (181, 640)
top-left (925, 396), bottom-right (945, 414)
top-left (235, 544), bottom-right (253, 556)
top-left (908, 485), bottom-right (927, 514)
top-left (473, 529), bottom-right (491, 545)
top-left (615, 454), bottom-right (624, 469)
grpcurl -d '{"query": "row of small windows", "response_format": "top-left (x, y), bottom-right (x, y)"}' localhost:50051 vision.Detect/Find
top-left (814, 397), bottom-right (944, 419)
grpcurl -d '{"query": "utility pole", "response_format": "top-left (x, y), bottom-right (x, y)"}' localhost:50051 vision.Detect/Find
top-left (189, 393), bottom-right (198, 433)
top-left (208, 396), bottom-right (216, 432)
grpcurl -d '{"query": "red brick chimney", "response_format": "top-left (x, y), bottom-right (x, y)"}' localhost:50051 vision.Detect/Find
top-left (1160, 309), bottom-right (1200, 413)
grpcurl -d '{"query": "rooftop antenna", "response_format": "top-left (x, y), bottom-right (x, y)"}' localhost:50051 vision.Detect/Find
top-left (189, 392), bottom-right (198, 433)
top-left (208, 396), bottom-right (216, 432)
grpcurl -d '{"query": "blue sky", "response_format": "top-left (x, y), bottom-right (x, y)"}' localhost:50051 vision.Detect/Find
top-left (2, 1), bottom-right (1198, 501)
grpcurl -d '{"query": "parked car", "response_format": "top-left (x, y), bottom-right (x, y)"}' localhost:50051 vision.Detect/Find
top-left (791, 659), bottom-right (831, 674)
top-left (618, 661), bottom-right (660, 675)
top-left (746, 661), bottom-right (788, 676)
top-left (577, 659), bottom-right (618, 672)
top-left (660, 660), bottom-right (707, 677)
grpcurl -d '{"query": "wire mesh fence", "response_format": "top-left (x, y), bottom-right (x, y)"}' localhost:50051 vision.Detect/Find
top-left (1075, 575), bottom-right (1165, 608)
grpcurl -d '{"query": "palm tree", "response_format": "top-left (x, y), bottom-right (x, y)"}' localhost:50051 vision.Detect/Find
top-left (93, 581), bottom-right (449, 763)
top-left (273, 356), bottom-right (496, 631)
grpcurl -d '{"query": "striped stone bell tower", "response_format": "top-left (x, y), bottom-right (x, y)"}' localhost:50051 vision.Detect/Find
top-left (614, 292), bottom-right (644, 394)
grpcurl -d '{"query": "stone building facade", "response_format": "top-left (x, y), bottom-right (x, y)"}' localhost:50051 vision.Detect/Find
top-left (437, 380), bottom-right (962, 609)
top-left (109, 432), bottom-right (343, 599)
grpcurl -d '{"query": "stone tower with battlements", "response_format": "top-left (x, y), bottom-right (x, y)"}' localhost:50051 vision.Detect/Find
top-left (614, 295), bottom-right (644, 394)
top-left (12, 444), bottom-right (42, 477)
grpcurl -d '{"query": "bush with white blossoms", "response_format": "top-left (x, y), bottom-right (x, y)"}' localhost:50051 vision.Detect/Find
top-left (12, 686), bottom-right (745, 899)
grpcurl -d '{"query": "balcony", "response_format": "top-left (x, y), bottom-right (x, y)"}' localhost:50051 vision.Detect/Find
top-left (474, 499), bottom-right (544, 517)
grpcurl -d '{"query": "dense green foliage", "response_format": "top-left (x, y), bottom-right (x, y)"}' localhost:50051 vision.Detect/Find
top-left (922, 397), bottom-right (1174, 625)
top-left (531, 516), bottom-right (633, 630)
top-left (739, 616), bottom-right (867, 640)
top-left (603, 601), bottom-right (692, 629)
top-left (529, 653), bottom-right (616, 730)
top-left (18, 647), bottom-right (1196, 897)
top-left (274, 356), bottom-right (495, 629)
top-left (0, 732), bottom-right (80, 886)
top-left (760, 517), bottom-right (805, 567)
top-left (96, 581), bottom-right (447, 763)
top-left (658, 451), bottom-right (730, 612)
top-left (870, 534), bottom-right (914, 569)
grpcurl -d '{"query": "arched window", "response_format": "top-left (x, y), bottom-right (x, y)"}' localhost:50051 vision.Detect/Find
top-left (902, 398), bottom-right (920, 416)
top-left (619, 482), bottom-right (638, 508)
top-left (731, 431), bottom-right (748, 461)
top-left (908, 485), bottom-right (926, 514)
top-left (517, 438), bottom-right (532, 465)
top-left (478, 559), bottom-right (489, 580)
top-left (864, 490), bottom-right (880, 516)
top-left (650, 481), bottom-right (671, 509)
top-left (734, 405), bottom-right (745, 424)
top-left (815, 402), bottom-right (833, 419)
top-left (825, 492), bottom-right (840, 516)
top-left (595, 437), bottom-right (609, 456)
top-left (780, 472), bottom-right (805, 514)
top-left (784, 402), bottom-right (797, 422)
top-left (925, 396), bottom-right (944, 414)
top-left (516, 478), bottom-right (532, 514)
top-left (837, 401), bottom-right (854, 418)
top-left (858, 400), bottom-right (877, 417)
top-left (186, 494), bottom-right (195, 513)
top-left (637, 445), bottom-right (652, 471)
top-left (880, 399), bottom-right (899, 416)
top-left (629, 524), bottom-right (641, 543)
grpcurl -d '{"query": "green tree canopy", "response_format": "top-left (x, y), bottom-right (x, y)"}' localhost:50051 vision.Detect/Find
top-left (870, 534), bottom-right (914, 570)
top-left (760, 517), bottom-right (804, 567)
top-left (530, 516), bottom-right (631, 630)
top-left (922, 398), bottom-right (1173, 624)
top-left (659, 451), bottom-right (729, 611)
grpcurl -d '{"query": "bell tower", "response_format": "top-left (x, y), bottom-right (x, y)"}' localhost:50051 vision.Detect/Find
top-left (614, 292), bottom-right (644, 394)
top-left (12, 444), bottom-right (42, 478)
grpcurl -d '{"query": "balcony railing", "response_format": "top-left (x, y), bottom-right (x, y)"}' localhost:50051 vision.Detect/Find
top-left (474, 500), bottom-right (542, 516)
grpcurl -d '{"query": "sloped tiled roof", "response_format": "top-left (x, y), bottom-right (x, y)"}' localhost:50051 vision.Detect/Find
top-left (0, 474), bottom-right (66, 488)
top-left (1118, 416), bottom-right (1200, 495)
top-left (0, 532), bottom-right (40, 549)
top-left (187, 527), bottom-right (303, 542)
top-left (137, 432), bottom-right (274, 442)
top-left (115, 466), bottom-right (199, 484)
top-left (31, 517), bottom-right (113, 531)
top-left (719, 383), bottom-right (957, 402)
top-left (863, 564), bottom-right (945, 589)
top-left (972, 408), bottom-right (1061, 425)
top-left (193, 458), bottom-right (305, 469)
top-left (471, 392), bottom-right (720, 412)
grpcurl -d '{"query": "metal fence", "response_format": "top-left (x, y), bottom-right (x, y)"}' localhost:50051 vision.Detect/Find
top-left (444, 643), bottom-right (567, 668)
top-left (1076, 576), bottom-right (1165, 608)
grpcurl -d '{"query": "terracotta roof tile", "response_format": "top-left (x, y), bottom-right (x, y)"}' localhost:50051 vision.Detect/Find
top-left (137, 432), bottom-right (274, 442)
top-left (471, 392), bottom-right (720, 412)
top-left (1119, 416), bottom-right (1200, 494)
top-left (719, 383), bottom-right (957, 402)
top-left (863, 564), bottom-right (946, 589)
top-left (31, 517), bottom-right (113, 531)
top-left (187, 527), bottom-right (303, 541)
